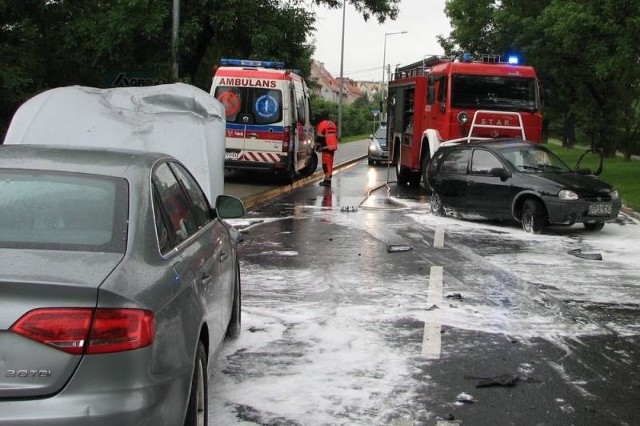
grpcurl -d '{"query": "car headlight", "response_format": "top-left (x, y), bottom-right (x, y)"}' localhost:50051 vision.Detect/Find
top-left (611, 189), bottom-right (619, 200)
top-left (558, 189), bottom-right (579, 200)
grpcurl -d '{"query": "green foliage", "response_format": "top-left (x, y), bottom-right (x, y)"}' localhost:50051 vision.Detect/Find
top-left (310, 94), bottom-right (380, 138)
top-left (440, 0), bottom-right (640, 160)
top-left (546, 141), bottom-right (640, 212)
top-left (0, 0), bottom-right (399, 139)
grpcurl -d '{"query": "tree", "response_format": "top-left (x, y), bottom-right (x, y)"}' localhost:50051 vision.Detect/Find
top-left (0, 0), bottom-right (400, 138)
top-left (439, 0), bottom-right (640, 158)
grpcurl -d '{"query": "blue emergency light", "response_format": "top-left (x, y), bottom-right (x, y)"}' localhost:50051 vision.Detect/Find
top-left (220, 58), bottom-right (286, 69)
top-left (507, 55), bottom-right (520, 65)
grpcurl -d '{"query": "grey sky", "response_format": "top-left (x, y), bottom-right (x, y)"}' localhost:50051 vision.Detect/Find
top-left (309, 0), bottom-right (452, 81)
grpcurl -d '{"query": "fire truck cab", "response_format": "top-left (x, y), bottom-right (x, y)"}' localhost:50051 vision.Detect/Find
top-left (387, 54), bottom-right (543, 188)
top-left (210, 58), bottom-right (317, 183)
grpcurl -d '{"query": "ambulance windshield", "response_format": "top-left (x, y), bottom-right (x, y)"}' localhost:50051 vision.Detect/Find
top-left (451, 75), bottom-right (538, 112)
top-left (214, 86), bottom-right (283, 125)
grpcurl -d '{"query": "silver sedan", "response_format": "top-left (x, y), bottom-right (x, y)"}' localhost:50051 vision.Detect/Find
top-left (0, 145), bottom-right (245, 425)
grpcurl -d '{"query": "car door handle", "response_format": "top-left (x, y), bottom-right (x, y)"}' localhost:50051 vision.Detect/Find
top-left (248, 133), bottom-right (258, 139)
top-left (172, 261), bottom-right (184, 284)
top-left (218, 252), bottom-right (228, 262)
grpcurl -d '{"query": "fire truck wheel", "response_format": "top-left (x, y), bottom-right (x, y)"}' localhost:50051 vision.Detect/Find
top-left (420, 152), bottom-right (432, 193)
top-left (521, 199), bottom-right (547, 234)
top-left (430, 192), bottom-right (445, 216)
top-left (395, 163), bottom-right (410, 186)
top-left (409, 171), bottom-right (421, 187)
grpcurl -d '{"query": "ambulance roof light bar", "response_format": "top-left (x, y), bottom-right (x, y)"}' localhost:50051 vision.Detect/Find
top-left (220, 58), bottom-right (286, 69)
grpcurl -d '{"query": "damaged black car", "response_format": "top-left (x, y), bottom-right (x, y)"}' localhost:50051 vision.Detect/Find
top-left (426, 139), bottom-right (622, 233)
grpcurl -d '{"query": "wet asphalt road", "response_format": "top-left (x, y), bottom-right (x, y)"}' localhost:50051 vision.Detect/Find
top-left (212, 144), bottom-right (640, 425)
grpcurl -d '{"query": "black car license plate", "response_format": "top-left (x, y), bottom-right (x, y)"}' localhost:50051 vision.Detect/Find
top-left (587, 202), bottom-right (612, 217)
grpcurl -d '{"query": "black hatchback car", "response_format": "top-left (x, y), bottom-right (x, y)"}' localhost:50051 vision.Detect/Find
top-left (426, 139), bottom-right (622, 233)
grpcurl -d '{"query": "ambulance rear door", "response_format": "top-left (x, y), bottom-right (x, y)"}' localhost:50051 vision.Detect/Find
top-left (212, 77), bottom-right (285, 167)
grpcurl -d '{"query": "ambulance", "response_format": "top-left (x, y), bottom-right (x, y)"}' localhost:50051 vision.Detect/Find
top-left (210, 58), bottom-right (317, 183)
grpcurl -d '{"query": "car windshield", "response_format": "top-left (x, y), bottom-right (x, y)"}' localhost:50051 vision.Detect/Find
top-left (499, 145), bottom-right (572, 173)
top-left (374, 127), bottom-right (386, 140)
top-left (0, 171), bottom-right (128, 252)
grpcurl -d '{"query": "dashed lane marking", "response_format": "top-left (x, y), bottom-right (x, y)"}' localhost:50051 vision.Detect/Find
top-left (434, 227), bottom-right (444, 248)
top-left (422, 265), bottom-right (444, 359)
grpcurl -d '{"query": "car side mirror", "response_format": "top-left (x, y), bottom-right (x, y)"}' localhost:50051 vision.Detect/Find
top-left (575, 167), bottom-right (592, 176)
top-left (369, 134), bottom-right (374, 139)
top-left (490, 167), bottom-right (510, 179)
top-left (215, 195), bottom-right (246, 219)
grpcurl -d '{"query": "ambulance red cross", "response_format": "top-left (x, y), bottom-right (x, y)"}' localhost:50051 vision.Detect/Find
top-left (210, 58), bottom-right (318, 183)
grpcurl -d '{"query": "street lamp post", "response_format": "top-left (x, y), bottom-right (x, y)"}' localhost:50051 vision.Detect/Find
top-left (338, 0), bottom-right (346, 141)
top-left (380, 31), bottom-right (407, 122)
top-left (172, 0), bottom-right (180, 79)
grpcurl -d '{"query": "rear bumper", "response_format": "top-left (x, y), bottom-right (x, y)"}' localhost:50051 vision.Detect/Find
top-left (225, 158), bottom-right (289, 173)
top-left (0, 351), bottom-right (192, 426)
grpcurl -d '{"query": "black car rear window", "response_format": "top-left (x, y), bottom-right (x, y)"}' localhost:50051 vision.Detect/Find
top-left (0, 170), bottom-right (128, 252)
top-left (441, 149), bottom-right (471, 174)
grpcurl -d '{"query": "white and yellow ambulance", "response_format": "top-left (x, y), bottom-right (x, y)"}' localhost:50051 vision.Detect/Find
top-left (210, 58), bottom-right (317, 183)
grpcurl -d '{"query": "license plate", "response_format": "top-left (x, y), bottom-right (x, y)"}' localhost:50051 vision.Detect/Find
top-left (225, 151), bottom-right (239, 160)
top-left (587, 202), bottom-right (612, 217)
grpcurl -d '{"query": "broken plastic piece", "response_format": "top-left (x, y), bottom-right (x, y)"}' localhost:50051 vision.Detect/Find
top-left (465, 373), bottom-right (519, 388)
top-left (568, 248), bottom-right (603, 260)
top-left (446, 293), bottom-right (463, 301)
top-left (340, 206), bottom-right (359, 212)
top-left (387, 245), bottom-right (412, 253)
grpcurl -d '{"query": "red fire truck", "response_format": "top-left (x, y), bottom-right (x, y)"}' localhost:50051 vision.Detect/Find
top-left (387, 54), bottom-right (543, 187)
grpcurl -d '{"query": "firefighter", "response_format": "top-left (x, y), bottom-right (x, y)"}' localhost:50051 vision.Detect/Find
top-left (315, 111), bottom-right (338, 187)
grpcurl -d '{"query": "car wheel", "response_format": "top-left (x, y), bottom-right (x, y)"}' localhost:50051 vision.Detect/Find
top-left (431, 192), bottom-right (445, 216)
top-left (584, 222), bottom-right (605, 231)
top-left (368, 157), bottom-right (374, 166)
top-left (521, 199), bottom-right (547, 234)
top-left (225, 262), bottom-right (242, 340)
top-left (184, 342), bottom-right (208, 426)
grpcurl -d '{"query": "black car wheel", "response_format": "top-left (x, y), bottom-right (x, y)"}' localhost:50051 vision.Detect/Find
top-left (521, 199), bottom-right (547, 234)
top-left (431, 192), bottom-right (445, 216)
top-left (225, 263), bottom-right (242, 340)
top-left (584, 222), bottom-right (605, 231)
top-left (184, 342), bottom-right (208, 426)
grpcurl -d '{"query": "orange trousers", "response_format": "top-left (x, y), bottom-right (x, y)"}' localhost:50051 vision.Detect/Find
top-left (321, 150), bottom-right (335, 180)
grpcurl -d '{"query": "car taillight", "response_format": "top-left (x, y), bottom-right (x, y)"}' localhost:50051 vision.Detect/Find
top-left (282, 126), bottom-right (291, 151)
top-left (10, 308), bottom-right (155, 355)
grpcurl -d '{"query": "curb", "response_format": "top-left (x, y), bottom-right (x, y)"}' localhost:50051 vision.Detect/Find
top-left (621, 206), bottom-right (640, 221)
top-left (241, 154), bottom-right (366, 210)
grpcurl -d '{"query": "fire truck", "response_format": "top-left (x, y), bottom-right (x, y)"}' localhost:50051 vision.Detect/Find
top-left (387, 54), bottom-right (543, 187)
top-left (210, 58), bottom-right (317, 183)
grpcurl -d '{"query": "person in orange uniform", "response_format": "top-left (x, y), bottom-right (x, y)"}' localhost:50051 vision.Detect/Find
top-left (315, 111), bottom-right (338, 187)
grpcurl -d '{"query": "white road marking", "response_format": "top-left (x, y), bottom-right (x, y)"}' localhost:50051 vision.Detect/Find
top-left (422, 265), bottom-right (444, 359)
top-left (434, 227), bottom-right (445, 248)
